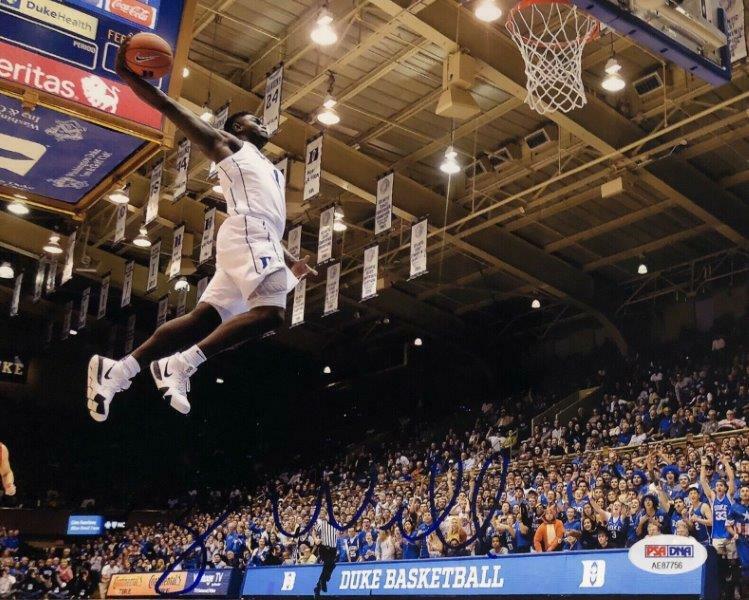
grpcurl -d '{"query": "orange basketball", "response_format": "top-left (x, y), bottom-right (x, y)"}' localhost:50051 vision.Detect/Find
top-left (125, 33), bottom-right (173, 80)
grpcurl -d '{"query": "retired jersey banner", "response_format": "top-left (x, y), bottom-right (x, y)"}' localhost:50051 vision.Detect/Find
top-left (209, 104), bottom-right (230, 179)
top-left (375, 172), bottom-right (394, 235)
top-left (10, 273), bottom-right (22, 317)
top-left (121, 260), bottom-right (134, 308)
top-left (317, 206), bottom-right (335, 265)
top-left (263, 63), bottom-right (284, 135)
top-left (97, 274), bottom-right (110, 320)
top-left (361, 244), bottom-right (379, 301)
top-left (290, 278), bottom-right (306, 327)
top-left (77, 287), bottom-right (90, 330)
top-left (323, 262), bottom-right (340, 316)
top-left (173, 138), bottom-right (191, 201)
top-left (274, 157), bottom-right (289, 189)
top-left (156, 296), bottom-right (169, 327)
top-left (145, 159), bottom-right (163, 225)
top-left (196, 276), bottom-right (209, 304)
top-left (409, 218), bottom-right (428, 279)
top-left (114, 204), bottom-right (127, 244)
top-left (175, 290), bottom-right (187, 317)
top-left (32, 260), bottom-right (45, 303)
top-left (199, 208), bottom-right (216, 265)
top-left (124, 314), bottom-right (136, 354)
top-left (169, 224), bottom-right (185, 280)
top-left (45, 261), bottom-right (57, 295)
top-left (287, 225), bottom-right (302, 259)
top-left (61, 301), bottom-right (73, 340)
top-left (146, 240), bottom-right (161, 293)
top-left (61, 229), bottom-right (76, 285)
top-left (303, 135), bottom-right (323, 201)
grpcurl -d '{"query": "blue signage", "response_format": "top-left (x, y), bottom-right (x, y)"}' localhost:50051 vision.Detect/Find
top-left (0, 96), bottom-right (144, 203)
top-left (67, 515), bottom-right (103, 535)
top-left (185, 569), bottom-right (235, 597)
top-left (241, 551), bottom-right (715, 597)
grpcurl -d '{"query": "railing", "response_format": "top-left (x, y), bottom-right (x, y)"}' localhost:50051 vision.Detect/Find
top-left (531, 386), bottom-right (599, 433)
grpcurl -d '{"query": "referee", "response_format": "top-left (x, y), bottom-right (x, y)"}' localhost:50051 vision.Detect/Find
top-left (313, 514), bottom-right (338, 597)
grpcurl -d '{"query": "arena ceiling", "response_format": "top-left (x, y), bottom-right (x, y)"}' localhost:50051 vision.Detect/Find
top-left (2, 0), bottom-right (749, 354)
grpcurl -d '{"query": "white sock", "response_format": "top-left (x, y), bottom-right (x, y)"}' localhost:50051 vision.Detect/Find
top-left (119, 355), bottom-right (141, 379)
top-left (180, 345), bottom-right (207, 370)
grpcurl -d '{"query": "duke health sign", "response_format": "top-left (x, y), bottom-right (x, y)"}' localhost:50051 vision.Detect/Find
top-left (241, 551), bottom-right (715, 597)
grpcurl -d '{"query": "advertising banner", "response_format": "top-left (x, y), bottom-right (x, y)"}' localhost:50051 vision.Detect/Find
top-left (108, 569), bottom-right (236, 597)
top-left (67, 515), bottom-right (103, 536)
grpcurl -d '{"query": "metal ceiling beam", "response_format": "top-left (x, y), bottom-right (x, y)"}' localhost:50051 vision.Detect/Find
top-left (193, 0), bottom-right (240, 38)
top-left (721, 169), bottom-right (749, 189)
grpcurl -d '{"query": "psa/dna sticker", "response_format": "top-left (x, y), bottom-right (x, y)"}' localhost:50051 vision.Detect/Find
top-left (628, 535), bottom-right (707, 575)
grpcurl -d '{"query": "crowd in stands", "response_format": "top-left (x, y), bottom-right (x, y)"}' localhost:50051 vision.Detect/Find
top-left (1, 332), bottom-right (748, 598)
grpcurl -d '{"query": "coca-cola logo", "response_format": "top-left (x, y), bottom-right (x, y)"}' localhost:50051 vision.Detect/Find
top-left (106, 0), bottom-right (156, 28)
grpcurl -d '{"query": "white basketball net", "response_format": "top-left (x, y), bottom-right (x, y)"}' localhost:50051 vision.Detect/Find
top-left (506, 0), bottom-right (599, 114)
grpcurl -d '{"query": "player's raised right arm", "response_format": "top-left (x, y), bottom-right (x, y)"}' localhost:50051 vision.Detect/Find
top-left (115, 37), bottom-right (236, 163)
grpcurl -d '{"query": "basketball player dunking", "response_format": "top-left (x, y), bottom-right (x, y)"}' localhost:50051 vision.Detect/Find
top-left (86, 36), bottom-right (313, 422)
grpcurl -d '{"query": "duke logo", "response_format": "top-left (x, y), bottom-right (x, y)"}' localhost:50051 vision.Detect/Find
top-left (81, 75), bottom-right (120, 113)
top-left (45, 120), bottom-right (87, 143)
top-left (281, 572), bottom-right (296, 591)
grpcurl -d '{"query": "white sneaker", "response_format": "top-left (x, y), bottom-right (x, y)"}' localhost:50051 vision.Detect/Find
top-left (150, 354), bottom-right (193, 415)
top-left (86, 355), bottom-right (133, 422)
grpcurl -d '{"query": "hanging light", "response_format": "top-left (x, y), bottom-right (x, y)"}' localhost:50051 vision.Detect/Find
top-left (44, 234), bottom-right (64, 255)
top-left (200, 107), bottom-right (214, 123)
top-left (474, 0), bottom-right (502, 22)
top-left (334, 207), bottom-right (345, 220)
top-left (108, 185), bottom-right (129, 205)
top-left (638, 263), bottom-right (648, 275)
top-left (133, 227), bottom-right (152, 248)
top-left (69, 329), bottom-right (78, 336)
top-left (323, 365), bottom-right (332, 374)
top-left (174, 277), bottom-right (190, 292)
top-left (317, 72), bottom-right (341, 126)
top-left (333, 220), bottom-right (348, 232)
top-left (212, 184), bottom-right (223, 195)
top-left (182, 66), bottom-right (190, 78)
top-left (0, 262), bottom-right (14, 279)
top-left (216, 377), bottom-right (225, 384)
top-left (311, 7), bottom-right (337, 46)
top-left (7, 200), bottom-right (29, 216)
top-left (601, 57), bottom-right (625, 92)
top-left (414, 337), bottom-right (423, 347)
top-left (440, 146), bottom-right (461, 174)
top-left (531, 298), bottom-right (541, 309)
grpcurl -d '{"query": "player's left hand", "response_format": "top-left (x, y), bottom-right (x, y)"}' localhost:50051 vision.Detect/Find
top-left (291, 255), bottom-right (315, 280)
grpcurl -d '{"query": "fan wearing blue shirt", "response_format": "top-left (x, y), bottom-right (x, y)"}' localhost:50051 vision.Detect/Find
top-left (726, 483), bottom-right (749, 598)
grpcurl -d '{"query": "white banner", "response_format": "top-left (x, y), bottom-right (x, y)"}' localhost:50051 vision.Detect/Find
top-left (323, 262), bottom-right (340, 316)
top-left (145, 159), bottom-right (163, 225)
top-left (147, 239), bottom-right (161, 293)
top-left (121, 260), bottom-right (134, 308)
top-left (173, 138), bottom-right (191, 201)
top-left (197, 276), bottom-right (209, 304)
top-left (263, 63), bottom-right (284, 135)
top-left (409, 218), bottom-right (428, 279)
top-left (718, 0), bottom-right (747, 61)
top-left (361, 244), bottom-right (379, 301)
top-left (175, 290), bottom-right (187, 317)
top-left (169, 224), bottom-right (185, 280)
top-left (61, 301), bottom-right (72, 340)
top-left (114, 203), bottom-right (127, 244)
top-left (317, 206), bottom-right (334, 265)
top-left (97, 274), bottom-right (110, 320)
top-left (78, 287), bottom-right (90, 330)
top-left (199, 208), bottom-right (216, 264)
top-left (32, 260), bottom-right (44, 303)
top-left (290, 277), bottom-right (306, 327)
top-left (61, 229), bottom-right (76, 285)
top-left (157, 296), bottom-right (169, 327)
top-left (45, 261), bottom-right (57, 295)
top-left (209, 104), bottom-right (230, 179)
top-left (375, 172), bottom-right (394, 235)
top-left (124, 314), bottom-right (136, 354)
top-left (303, 135), bottom-right (323, 201)
top-left (287, 225), bottom-right (302, 259)
top-left (10, 273), bottom-right (22, 317)
top-left (274, 156), bottom-right (289, 188)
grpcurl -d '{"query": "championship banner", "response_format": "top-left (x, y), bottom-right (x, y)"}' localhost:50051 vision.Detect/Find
top-left (45, 261), bottom-right (57, 295)
top-left (720, 0), bottom-right (747, 61)
top-left (317, 206), bottom-right (335, 265)
top-left (290, 278), bottom-right (306, 327)
top-left (409, 218), bottom-right (428, 279)
top-left (175, 290), bottom-right (187, 317)
top-left (10, 273), bottom-right (23, 317)
top-left (114, 204), bottom-right (127, 244)
top-left (124, 314), bottom-right (136, 355)
top-left (77, 287), bottom-right (90, 330)
top-left (145, 159), bottom-right (164, 225)
top-left (303, 134), bottom-right (323, 201)
top-left (146, 240), bottom-right (161, 293)
top-left (287, 225), bottom-right (302, 259)
top-left (196, 277), bottom-right (209, 304)
top-left (173, 139), bottom-right (191, 201)
top-left (274, 156), bottom-right (289, 188)
top-left (361, 244), bottom-right (379, 301)
top-left (121, 260), bottom-right (134, 308)
top-left (199, 208), bottom-right (216, 265)
top-left (263, 62), bottom-right (284, 135)
top-left (61, 229), bottom-right (76, 285)
top-left (32, 260), bottom-right (44, 303)
top-left (108, 569), bottom-right (236, 598)
top-left (323, 262), bottom-right (340, 316)
top-left (209, 104), bottom-right (230, 179)
top-left (61, 301), bottom-right (73, 340)
top-left (375, 172), bottom-right (394, 235)
top-left (156, 296), bottom-right (169, 328)
top-left (169, 225), bottom-right (185, 280)
top-left (97, 274), bottom-right (110, 320)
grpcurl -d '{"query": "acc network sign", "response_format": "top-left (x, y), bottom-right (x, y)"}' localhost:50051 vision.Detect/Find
top-left (0, 0), bottom-right (185, 129)
top-left (0, 97), bottom-right (142, 202)
top-left (242, 551), bottom-right (712, 597)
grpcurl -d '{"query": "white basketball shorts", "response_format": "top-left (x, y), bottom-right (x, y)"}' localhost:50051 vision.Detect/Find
top-left (199, 215), bottom-right (298, 321)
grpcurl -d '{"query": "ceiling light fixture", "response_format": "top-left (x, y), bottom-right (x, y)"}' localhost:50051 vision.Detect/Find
top-left (414, 337), bottom-right (423, 347)
top-left (108, 185), bottom-right (130, 205)
top-left (333, 220), bottom-right (348, 232)
top-left (323, 365), bottom-right (332, 374)
top-left (174, 277), bottom-right (190, 292)
top-left (311, 5), bottom-right (337, 46)
top-left (317, 72), bottom-right (341, 126)
top-left (601, 58), bottom-right (625, 92)
top-left (440, 145), bottom-right (461, 174)
top-left (475, 0), bottom-right (502, 22)
top-left (638, 262), bottom-right (648, 275)
top-left (182, 66), bottom-right (190, 78)
top-left (531, 298), bottom-right (541, 309)
top-left (7, 200), bottom-right (29, 216)
top-left (133, 227), bottom-right (152, 248)
top-left (69, 329), bottom-right (78, 336)
top-left (44, 234), bottom-right (64, 255)
top-left (200, 108), bottom-right (214, 123)
top-left (216, 377), bottom-right (225, 384)
top-left (0, 262), bottom-right (14, 279)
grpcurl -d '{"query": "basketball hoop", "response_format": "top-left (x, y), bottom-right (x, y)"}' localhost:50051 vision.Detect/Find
top-left (506, 0), bottom-right (599, 114)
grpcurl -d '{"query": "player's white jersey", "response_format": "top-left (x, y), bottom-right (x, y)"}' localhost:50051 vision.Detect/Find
top-left (215, 142), bottom-right (286, 240)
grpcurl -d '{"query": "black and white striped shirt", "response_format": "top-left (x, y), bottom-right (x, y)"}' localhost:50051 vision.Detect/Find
top-left (314, 519), bottom-right (338, 548)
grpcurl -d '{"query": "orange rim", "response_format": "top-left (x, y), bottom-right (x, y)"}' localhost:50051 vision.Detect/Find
top-left (506, 0), bottom-right (600, 48)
